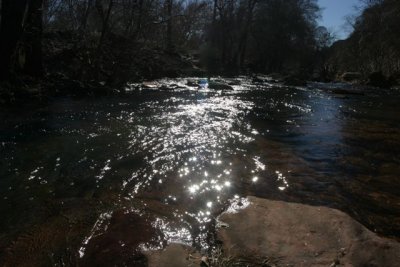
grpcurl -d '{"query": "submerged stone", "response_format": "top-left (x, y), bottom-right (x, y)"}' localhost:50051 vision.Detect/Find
top-left (208, 81), bottom-right (234, 90)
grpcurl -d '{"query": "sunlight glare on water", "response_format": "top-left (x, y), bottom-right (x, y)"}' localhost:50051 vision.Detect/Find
top-left (116, 90), bottom-right (274, 248)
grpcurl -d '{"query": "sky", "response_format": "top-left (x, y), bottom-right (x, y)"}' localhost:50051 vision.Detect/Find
top-left (318, 0), bottom-right (360, 40)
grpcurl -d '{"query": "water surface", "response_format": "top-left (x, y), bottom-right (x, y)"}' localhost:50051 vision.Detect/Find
top-left (1, 78), bottom-right (399, 265)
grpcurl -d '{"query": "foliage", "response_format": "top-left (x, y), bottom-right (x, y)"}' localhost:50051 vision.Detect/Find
top-left (3, 0), bottom-right (398, 85)
top-left (326, 0), bottom-right (400, 80)
top-left (1, 0), bottom-right (327, 81)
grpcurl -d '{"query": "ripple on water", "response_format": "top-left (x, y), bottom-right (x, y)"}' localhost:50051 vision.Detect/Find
top-left (1, 79), bottom-right (399, 265)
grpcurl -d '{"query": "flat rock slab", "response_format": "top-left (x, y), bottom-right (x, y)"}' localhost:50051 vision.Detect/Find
top-left (145, 244), bottom-right (202, 267)
top-left (218, 196), bottom-right (400, 267)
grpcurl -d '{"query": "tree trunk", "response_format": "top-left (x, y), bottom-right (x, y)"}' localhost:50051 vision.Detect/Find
top-left (134, 0), bottom-right (144, 39)
top-left (212, 0), bottom-right (217, 22)
top-left (80, 0), bottom-right (94, 34)
top-left (165, 0), bottom-right (173, 51)
top-left (98, 0), bottom-right (113, 47)
top-left (0, 0), bottom-right (28, 80)
top-left (236, 0), bottom-right (257, 69)
top-left (94, 0), bottom-right (113, 79)
top-left (23, 0), bottom-right (44, 77)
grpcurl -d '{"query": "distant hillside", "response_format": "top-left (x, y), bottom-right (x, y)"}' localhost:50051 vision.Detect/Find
top-left (326, 0), bottom-right (400, 84)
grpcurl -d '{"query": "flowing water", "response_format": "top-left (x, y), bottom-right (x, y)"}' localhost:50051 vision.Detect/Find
top-left (1, 78), bottom-right (399, 265)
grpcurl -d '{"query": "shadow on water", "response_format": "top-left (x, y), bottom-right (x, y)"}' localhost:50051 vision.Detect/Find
top-left (0, 78), bottom-right (399, 265)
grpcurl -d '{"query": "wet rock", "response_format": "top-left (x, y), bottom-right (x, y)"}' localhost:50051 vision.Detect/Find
top-left (252, 74), bottom-right (280, 84)
top-left (186, 79), bottom-right (199, 87)
top-left (159, 85), bottom-right (172, 90)
top-left (227, 79), bottom-right (241, 86)
top-left (268, 73), bottom-right (285, 81)
top-left (340, 72), bottom-right (362, 82)
top-left (142, 81), bottom-right (159, 89)
top-left (208, 81), bottom-right (234, 90)
top-left (145, 244), bottom-right (201, 267)
top-left (218, 196), bottom-right (400, 267)
top-left (215, 78), bottom-right (242, 86)
top-left (159, 83), bottom-right (185, 90)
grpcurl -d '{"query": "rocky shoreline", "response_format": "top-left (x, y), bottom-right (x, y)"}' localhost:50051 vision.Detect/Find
top-left (146, 196), bottom-right (400, 267)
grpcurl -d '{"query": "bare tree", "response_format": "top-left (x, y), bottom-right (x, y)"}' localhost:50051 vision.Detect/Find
top-left (0, 0), bottom-right (43, 79)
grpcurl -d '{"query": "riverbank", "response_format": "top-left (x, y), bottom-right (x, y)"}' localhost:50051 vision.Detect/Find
top-left (146, 196), bottom-right (400, 266)
top-left (4, 30), bottom-right (400, 106)
top-left (0, 31), bottom-right (204, 105)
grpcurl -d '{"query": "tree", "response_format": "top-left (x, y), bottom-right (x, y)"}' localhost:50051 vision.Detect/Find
top-left (248, 0), bottom-right (320, 73)
top-left (235, 0), bottom-right (258, 69)
top-left (0, 0), bottom-right (44, 80)
top-left (0, 0), bottom-right (29, 80)
top-left (23, 0), bottom-right (44, 77)
top-left (327, 0), bottom-right (400, 78)
top-left (315, 26), bottom-right (336, 49)
top-left (165, 0), bottom-right (173, 51)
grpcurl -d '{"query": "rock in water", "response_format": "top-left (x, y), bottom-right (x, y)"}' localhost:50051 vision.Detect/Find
top-left (142, 81), bottom-right (159, 89)
top-left (218, 196), bottom-right (400, 267)
top-left (186, 79), bottom-right (198, 87)
top-left (208, 81), bottom-right (234, 90)
top-left (340, 72), bottom-right (362, 83)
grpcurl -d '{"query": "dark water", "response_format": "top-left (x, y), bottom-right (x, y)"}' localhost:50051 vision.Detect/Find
top-left (1, 78), bottom-right (399, 265)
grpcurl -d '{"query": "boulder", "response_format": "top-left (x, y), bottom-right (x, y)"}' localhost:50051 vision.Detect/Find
top-left (159, 83), bottom-right (185, 90)
top-left (340, 72), bottom-right (362, 82)
top-left (142, 81), bottom-right (159, 89)
top-left (217, 196), bottom-right (400, 267)
top-left (252, 74), bottom-right (282, 84)
top-left (186, 79), bottom-right (199, 87)
top-left (226, 79), bottom-right (242, 86)
top-left (208, 81), bottom-right (234, 90)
